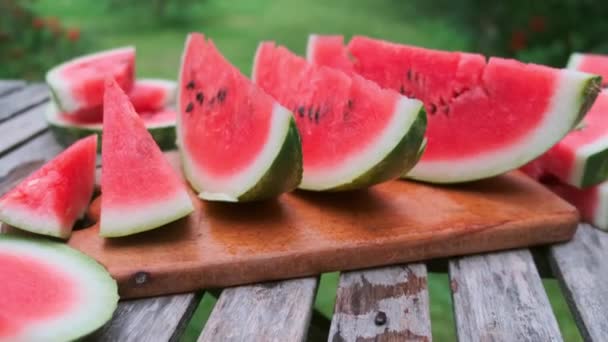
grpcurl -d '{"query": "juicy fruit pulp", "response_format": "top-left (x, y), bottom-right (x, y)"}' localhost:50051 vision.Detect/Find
top-left (0, 135), bottom-right (97, 239)
top-left (528, 90), bottom-right (608, 187)
top-left (253, 42), bottom-right (426, 191)
top-left (178, 33), bottom-right (302, 201)
top-left (46, 47), bottom-right (135, 113)
top-left (100, 78), bottom-right (193, 237)
top-left (0, 235), bottom-right (118, 341)
top-left (307, 35), bottom-right (601, 183)
top-left (568, 53), bottom-right (608, 87)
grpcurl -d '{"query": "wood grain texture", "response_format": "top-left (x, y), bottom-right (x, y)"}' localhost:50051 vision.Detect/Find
top-left (0, 80), bottom-right (26, 97)
top-left (69, 153), bottom-right (577, 298)
top-left (449, 249), bottom-right (562, 342)
top-left (0, 101), bottom-right (49, 154)
top-left (0, 132), bottom-right (63, 178)
top-left (549, 224), bottom-right (608, 341)
top-left (89, 293), bottom-right (202, 342)
top-left (329, 265), bottom-right (431, 342)
top-left (0, 83), bottom-right (48, 122)
top-left (198, 277), bottom-right (317, 342)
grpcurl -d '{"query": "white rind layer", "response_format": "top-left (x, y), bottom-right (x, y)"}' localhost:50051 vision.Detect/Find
top-left (45, 102), bottom-right (176, 130)
top-left (408, 70), bottom-right (593, 183)
top-left (0, 236), bottom-right (118, 342)
top-left (305, 34), bottom-right (319, 62)
top-left (592, 182), bottom-right (608, 230)
top-left (300, 97), bottom-right (422, 190)
top-left (45, 46), bottom-right (135, 113)
top-left (566, 53), bottom-right (583, 70)
top-left (179, 104), bottom-right (292, 201)
top-left (0, 202), bottom-right (69, 239)
top-left (100, 190), bottom-right (193, 237)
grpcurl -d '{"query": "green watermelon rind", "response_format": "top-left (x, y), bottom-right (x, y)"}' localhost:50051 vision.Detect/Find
top-left (45, 103), bottom-right (177, 151)
top-left (329, 108), bottom-right (427, 191)
top-left (238, 116), bottom-right (303, 201)
top-left (180, 106), bottom-right (303, 202)
top-left (408, 72), bottom-right (602, 183)
top-left (0, 234), bottom-right (118, 341)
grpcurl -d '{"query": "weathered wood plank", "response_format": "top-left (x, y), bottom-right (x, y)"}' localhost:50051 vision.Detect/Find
top-left (199, 278), bottom-right (318, 342)
top-left (549, 224), bottom-right (608, 341)
top-left (89, 293), bottom-right (202, 342)
top-left (0, 101), bottom-right (49, 155)
top-left (449, 249), bottom-right (562, 342)
top-left (329, 264), bottom-right (431, 342)
top-left (0, 80), bottom-right (26, 97)
top-left (0, 132), bottom-right (62, 186)
top-left (0, 83), bottom-right (49, 122)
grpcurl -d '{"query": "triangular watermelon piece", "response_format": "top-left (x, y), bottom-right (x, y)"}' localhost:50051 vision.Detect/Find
top-left (0, 135), bottom-right (97, 239)
top-left (100, 79), bottom-right (193, 237)
top-left (307, 35), bottom-right (601, 184)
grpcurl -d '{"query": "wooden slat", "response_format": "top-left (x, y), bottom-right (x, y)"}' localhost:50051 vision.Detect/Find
top-left (0, 100), bottom-right (49, 155)
top-left (89, 293), bottom-right (202, 342)
top-left (329, 264), bottom-right (431, 341)
top-left (199, 278), bottom-right (318, 342)
top-left (0, 83), bottom-right (49, 122)
top-left (449, 250), bottom-right (562, 341)
top-left (0, 80), bottom-right (26, 97)
top-left (0, 130), bottom-right (201, 341)
top-left (549, 224), bottom-right (608, 341)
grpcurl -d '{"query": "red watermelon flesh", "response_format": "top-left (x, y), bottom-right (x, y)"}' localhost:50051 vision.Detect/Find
top-left (568, 53), bottom-right (608, 87)
top-left (46, 47), bottom-right (135, 113)
top-left (308, 35), bottom-right (601, 183)
top-left (177, 33), bottom-right (302, 201)
top-left (100, 78), bottom-right (193, 237)
top-left (55, 78), bottom-right (176, 123)
top-left (253, 42), bottom-right (426, 190)
top-left (0, 135), bottom-right (97, 239)
top-left (526, 90), bottom-right (608, 187)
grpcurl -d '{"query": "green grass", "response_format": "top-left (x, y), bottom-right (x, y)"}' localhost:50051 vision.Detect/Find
top-left (33, 1), bottom-right (583, 340)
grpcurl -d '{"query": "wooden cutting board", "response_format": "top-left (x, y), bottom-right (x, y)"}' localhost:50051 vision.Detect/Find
top-left (61, 154), bottom-right (578, 299)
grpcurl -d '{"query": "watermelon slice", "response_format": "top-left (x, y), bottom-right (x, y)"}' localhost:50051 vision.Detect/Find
top-left (0, 234), bottom-right (118, 341)
top-left (307, 35), bottom-right (601, 183)
top-left (45, 103), bottom-right (177, 151)
top-left (568, 53), bottom-right (608, 87)
top-left (253, 42), bottom-right (426, 191)
top-left (128, 78), bottom-right (176, 113)
top-left (177, 33), bottom-right (303, 201)
top-left (521, 90), bottom-right (608, 187)
top-left (0, 136), bottom-right (97, 239)
top-left (100, 78), bottom-right (193, 237)
top-left (46, 47), bottom-right (135, 113)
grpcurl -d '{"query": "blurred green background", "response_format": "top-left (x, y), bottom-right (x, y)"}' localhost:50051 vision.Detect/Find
top-left (4, 0), bottom-right (606, 340)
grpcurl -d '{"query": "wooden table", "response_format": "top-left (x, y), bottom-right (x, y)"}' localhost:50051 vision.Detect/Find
top-left (1, 80), bottom-right (607, 341)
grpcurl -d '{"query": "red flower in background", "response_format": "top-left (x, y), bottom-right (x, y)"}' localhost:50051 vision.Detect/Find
top-left (509, 30), bottom-right (527, 52)
top-left (45, 17), bottom-right (63, 36)
top-left (66, 28), bottom-right (80, 42)
top-left (529, 16), bottom-right (547, 33)
top-left (32, 17), bottom-right (45, 29)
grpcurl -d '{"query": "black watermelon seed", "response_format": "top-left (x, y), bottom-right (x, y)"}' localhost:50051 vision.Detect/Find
top-left (314, 108), bottom-right (320, 123)
top-left (186, 81), bottom-right (195, 90)
top-left (196, 92), bottom-right (204, 104)
top-left (347, 99), bottom-right (353, 109)
top-left (399, 85), bottom-right (405, 95)
top-left (297, 106), bottom-right (305, 117)
top-left (406, 69), bottom-right (412, 81)
top-left (429, 103), bottom-right (437, 115)
top-left (217, 89), bottom-right (227, 102)
top-left (185, 102), bottom-right (194, 113)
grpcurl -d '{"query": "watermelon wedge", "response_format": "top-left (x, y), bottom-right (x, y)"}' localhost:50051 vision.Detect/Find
top-left (100, 78), bottom-right (193, 237)
top-left (253, 42), bottom-right (426, 191)
top-left (307, 35), bottom-right (601, 183)
top-left (521, 90), bottom-right (608, 187)
top-left (177, 33), bottom-right (302, 201)
top-left (45, 103), bottom-right (177, 151)
top-left (568, 53), bottom-right (608, 87)
top-left (46, 47), bottom-right (135, 113)
top-left (0, 234), bottom-right (118, 341)
top-left (0, 135), bottom-right (97, 239)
